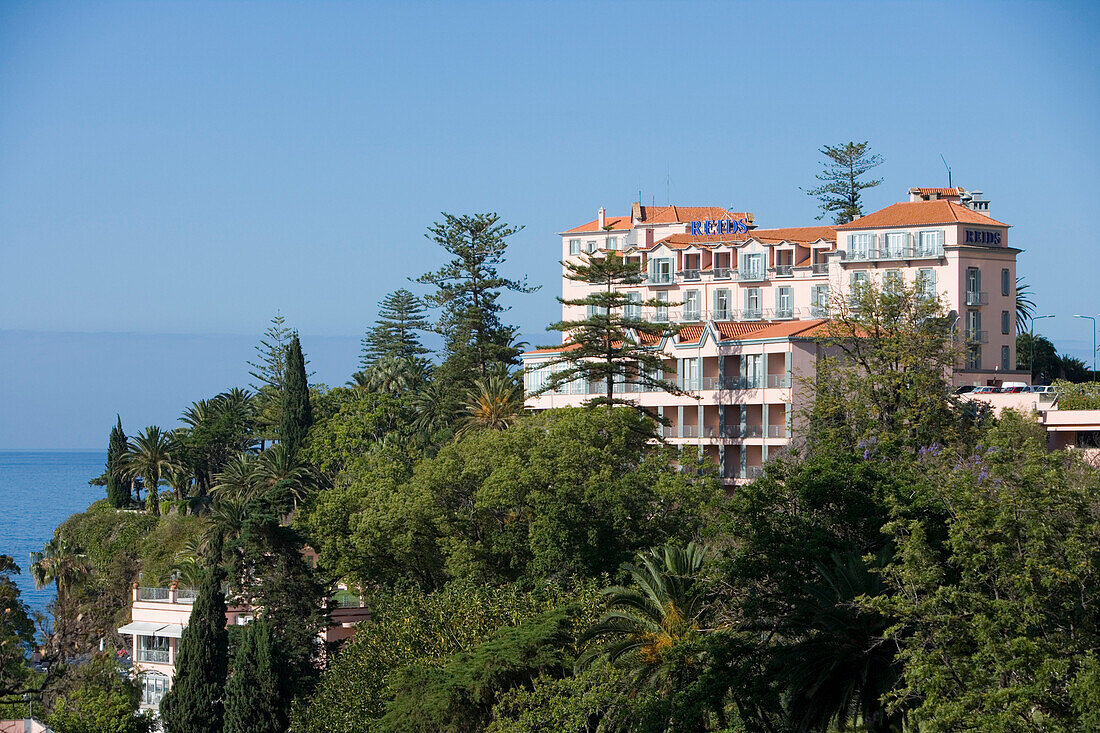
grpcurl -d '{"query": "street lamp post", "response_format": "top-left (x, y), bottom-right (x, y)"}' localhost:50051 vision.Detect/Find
top-left (1074, 314), bottom-right (1097, 381)
top-left (1030, 314), bottom-right (1055, 383)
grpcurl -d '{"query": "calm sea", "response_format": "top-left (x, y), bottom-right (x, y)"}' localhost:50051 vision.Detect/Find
top-left (0, 451), bottom-right (104, 618)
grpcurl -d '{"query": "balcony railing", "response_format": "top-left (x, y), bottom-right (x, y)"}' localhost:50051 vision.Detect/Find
top-left (965, 291), bottom-right (988, 306)
top-left (774, 308), bottom-right (794, 320)
top-left (744, 466), bottom-right (766, 479)
top-left (811, 305), bottom-right (829, 318)
top-left (844, 245), bottom-right (944, 262)
top-left (712, 267), bottom-right (732, 280)
top-left (701, 376), bottom-right (763, 391)
top-left (678, 269), bottom-right (701, 281)
top-left (649, 272), bottom-right (675, 285)
top-left (743, 309), bottom-right (762, 320)
top-left (967, 330), bottom-right (989, 344)
top-left (738, 270), bottom-right (766, 282)
top-left (811, 262), bottom-right (828, 275)
top-left (176, 588), bottom-right (197, 604)
top-left (767, 374), bottom-right (792, 388)
top-left (772, 265), bottom-right (794, 278)
top-left (137, 648), bottom-right (170, 664)
top-left (767, 425), bottom-right (788, 438)
top-left (138, 587), bottom-right (170, 602)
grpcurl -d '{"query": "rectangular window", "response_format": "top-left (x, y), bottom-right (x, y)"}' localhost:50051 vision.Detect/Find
top-left (586, 240), bottom-right (597, 253)
top-left (625, 292), bottom-right (641, 320)
top-left (917, 229), bottom-right (944, 256)
top-left (848, 233), bottom-right (872, 260)
top-left (681, 357), bottom-right (700, 391)
top-left (776, 286), bottom-right (793, 318)
top-left (607, 236), bottom-right (618, 250)
top-left (650, 258), bottom-right (673, 284)
top-left (917, 268), bottom-right (936, 300)
top-left (811, 284), bottom-right (829, 316)
top-left (745, 288), bottom-right (761, 319)
top-left (683, 290), bottom-right (700, 321)
top-left (885, 269), bottom-right (902, 293)
top-left (713, 289), bottom-right (730, 320)
top-left (1002, 268), bottom-right (1011, 296)
top-left (967, 345), bottom-right (982, 370)
top-left (1001, 345), bottom-right (1011, 370)
top-left (656, 291), bottom-right (668, 322)
top-left (849, 271), bottom-right (869, 303)
top-left (884, 232), bottom-right (907, 258)
top-left (1001, 310), bottom-right (1011, 335)
top-left (137, 635), bottom-right (170, 664)
top-left (745, 354), bottom-right (763, 388)
top-left (967, 309), bottom-right (982, 343)
top-left (586, 303), bottom-right (607, 319)
top-left (569, 239), bottom-right (581, 255)
top-left (966, 267), bottom-right (984, 305)
top-left (142, 673), bottom-right (170, 708)
top-left (741, 253), bottom-right (765, 280)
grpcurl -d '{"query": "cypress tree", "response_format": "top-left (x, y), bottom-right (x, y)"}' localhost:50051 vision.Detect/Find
top-left (223, 617), bottom-right (285, 733)
top-left (360, 288), bottom-right (430, 369)
top-left (279, 334), bottom-right (312, 458)
top-left (160, 560), bottom-right (229, 733)
top-left (104, 415), bottom-right (130, 508)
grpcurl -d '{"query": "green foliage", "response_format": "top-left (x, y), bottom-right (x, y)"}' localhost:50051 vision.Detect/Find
top-left (248, 312), bottom-right (295, 446)
top-left (105, 416), bottom-right (130, 508)
top-left (1015, 276), bottom-right (1035, 333)
top-left (279, 334), bottom-right (313, 458)
top-left (805, 140), bottom-right (883, 224)
top-left (1053, 379), bottom-right (1100, 409)
top-left (175, 389), bottom-right (257, 498)
top-left (291, 579), bottom-right (602, 733)
top-left (159, 566), bottom-right (228, 733)
top-left (0, 555), bottom-right (36, 697)
top-left (44, 654), bottom-right (154, 733)
top-left (877, 411), bottom-right (1100, 731)
top-left (361, 288), bottom-right (431, 368)
top-left (416, 212), bottom-right (537, 382)
top-left (302, 388), bottom-right (417, 478)
top-left (352, 355), bottom-right (431, 397)
top-left (223, 617), bottom-right (285, 733)
top-left (486, 664), bottom-right (623, 733)
top-left (1017, 331), bottom-right (1062, 382)
top-left (459, 371), bottom-right (524, 433)
top-left (124, 425), bottom-right (176, 515)
top-left (540, 252), bottom-right (684, 410)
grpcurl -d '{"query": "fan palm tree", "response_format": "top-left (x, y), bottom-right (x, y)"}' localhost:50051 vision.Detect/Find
top-left (354, 355), bottom-right (430, 396)
top-left (1016, 276), bottom-right (1036, 333)
top-left (30, 537), bottom-right (90, 609)
top-left (211, 452), bottom-right (261, 503)
top-left (459, 372), bottom-right (524, 433)
top-left (775, 550), bottom-right (903, 733)
top-left (123, 426), bottom-right (176, 516)
top-left (580, 542), bottom-right (710, 694)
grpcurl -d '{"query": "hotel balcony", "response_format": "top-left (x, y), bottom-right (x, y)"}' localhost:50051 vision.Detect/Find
top-left (771, 265), bottom-right (794, 278)
top-left (677, 269), bottom-right (701, 281)
top-left (712, 267), bottom-right (733, 280)
top-left (843, 245), bottom-right (944, 262)
top-left (967, 330), bottom-right (989, 344)
top-left (737, 269), bottom-right (767, 283)
top-left (811, 263), bottom-right (829, 276)
top-left (965, 291), bottom-right (989, 306)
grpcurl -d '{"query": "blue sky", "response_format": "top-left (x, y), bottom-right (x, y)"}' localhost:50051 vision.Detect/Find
top-left (2, 0), bottom-right (1098, 449)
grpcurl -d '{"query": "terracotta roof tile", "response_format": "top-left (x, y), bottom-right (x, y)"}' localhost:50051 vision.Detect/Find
top-left (635, 205), bottom-right (751, 224)
top-left (655, 226), bottom-right (837, 249)
top-left (562, 215), bottom-right (633, 234)
top-left (678, 325), bottom-right (705, 344)
top-left (837, 200), bottom-right (1008, 229)
top-left (714, 319), bottom-right (828, 341)
top-left (522, 343), bottom-right (582, 356)
top-left (910, 187), bottom-right (966, 197)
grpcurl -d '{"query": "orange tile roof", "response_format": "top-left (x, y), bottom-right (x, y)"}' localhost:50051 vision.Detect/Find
top-left (635, 205), bottom-right (751, 224)
top-left (910, 187), bottom-right (966, 197)
top-left (678, 325), bottom-right (705, 344)
top-left (654, 225), bottom-right (837, 249)
top-left (522, 343), bottom-right (582, 356)
top-left (714, 319), bottom-right (828, 341)
top-left (837, 200), bottom-right (1008, 229)
top-left (562, 215), bottom-right (633, 234)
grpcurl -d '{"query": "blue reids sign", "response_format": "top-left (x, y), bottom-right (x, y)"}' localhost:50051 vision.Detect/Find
top-left (691, 218), bottom-right (749, 236)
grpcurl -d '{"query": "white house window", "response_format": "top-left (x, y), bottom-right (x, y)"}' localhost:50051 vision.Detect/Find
top-left (713, 289), bottom-right (730, 320)
top-left (681, 357), bottom-right (701, 391)
top-left (142, 672), bottom-right (170, 708)
top-left (849, 271), bottom-right (869, 303)
top-left (917, 268), bottom-right (936, 300)
top-left (917, 230), bottom-right (944, 256)
top-left (650, 258), bottom-right (673, 284)
top-left (884, 232), bottom-right (908, 258)
top-left (885, 269), bottom-right (903, 293)
top-left (569, 239), bottom-right (581, 255)
top-left (585, 240), bottom-right (597, 253)
top-left (745, 288), bottom-right (761, 319)
top-left (625, 292), bottom-right (641, 320)
top-left (607, 236), bottom-right (619, 250)
top-left (741, 253), bottom-right (765, 279)
top-left (137, 635), bottom-right (169, 664)
top-left (656, 291), bottom-right (668, 322)
top-left (848, 233), bottom-right (872, 260)
top-left (776, 287), bottom-right (793, 318)
top-left (683, 290), bottom-right (700, 321)
top-left (811, 284), bottom-right (829, 316)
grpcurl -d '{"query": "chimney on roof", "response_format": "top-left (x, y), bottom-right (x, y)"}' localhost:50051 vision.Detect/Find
top-left (962, 190), bottom-right (991, 215)
top-left (632, 201), bottom-right (642, 223)
top-left (598, 207), bottom-right (606, 229)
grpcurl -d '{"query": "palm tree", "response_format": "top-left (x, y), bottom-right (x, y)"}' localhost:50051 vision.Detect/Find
top-left (1016, 276), bottom-right (1036, 333)
top-left (775, 550), bottom-right (903, 733)
top-left (164, 463), bottom-right (193, 502)
top-left (30, 537), bottom-right (90, 609)
top-left (211, 452), bottom-right (261, 503)
top-left (124, 426), bottom-right (175, 516)
top-left (353, 355), bottom-right (430, 396)
top-left (411, 380), bottom-right (454, 441)
top-left (255, 443), bottom-right (317, 510)
top-left (459, 372), bottom-right (524, 433)
top-left (580, 542), bottom-right (710, 694)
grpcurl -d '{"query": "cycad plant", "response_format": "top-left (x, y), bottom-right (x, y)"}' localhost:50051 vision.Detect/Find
top-left (124, 425), bottom-right (176, 516)
top-left (459, 372), bottom-right (524, 433)
top-left (580, 542), bottom-right (710, 694)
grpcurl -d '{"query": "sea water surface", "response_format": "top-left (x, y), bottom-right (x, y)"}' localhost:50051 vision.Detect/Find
top-left (0, 450), bottom-right (104, 619)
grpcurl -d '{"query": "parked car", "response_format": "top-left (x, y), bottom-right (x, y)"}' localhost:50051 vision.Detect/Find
top-left (954, 385), bottom-right (976, 395)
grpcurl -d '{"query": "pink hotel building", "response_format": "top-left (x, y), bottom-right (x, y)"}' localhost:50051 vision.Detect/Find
top-left (521, 187), bottom-right (1028, 481)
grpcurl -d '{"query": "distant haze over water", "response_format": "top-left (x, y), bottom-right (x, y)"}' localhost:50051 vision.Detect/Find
top-left (0, 451), bottom-right (103, 619)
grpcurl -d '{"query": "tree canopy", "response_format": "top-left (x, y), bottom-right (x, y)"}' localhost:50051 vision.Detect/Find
top-left (805, 141), bottom-right (883, 224)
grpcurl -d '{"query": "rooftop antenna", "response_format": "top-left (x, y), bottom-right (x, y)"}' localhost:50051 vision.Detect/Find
top-left (940, 154), bottom-right (952, 189)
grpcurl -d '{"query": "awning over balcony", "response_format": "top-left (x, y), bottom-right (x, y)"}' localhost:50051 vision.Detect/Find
top-left (118, 621), bottom-right (186, 638)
